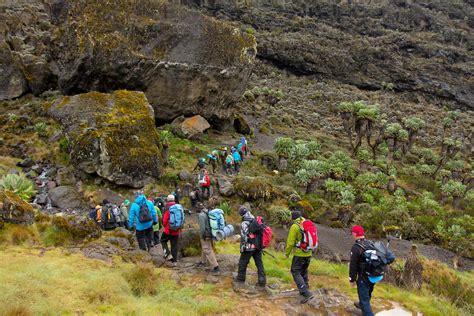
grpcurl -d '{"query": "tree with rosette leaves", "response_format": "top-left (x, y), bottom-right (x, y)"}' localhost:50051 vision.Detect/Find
top-left (295, 160), bottom-right (330, 194)
top-left (402, 117), bottom-right (425, 154)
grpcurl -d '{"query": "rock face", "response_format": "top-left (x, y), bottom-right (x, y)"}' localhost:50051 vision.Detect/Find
top-left (50, 0), bottom-right (256, 122)
top-left (0, 1), bottom-right (256, 122)
top-left (48, 90), bottom-right (161, 187)
top-left (0, 190), bottom-right (35, 225)
top-left (187, 0), bottom-right (474, 110)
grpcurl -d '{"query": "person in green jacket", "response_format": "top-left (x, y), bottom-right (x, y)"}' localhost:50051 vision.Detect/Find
top-left (285, 210), bottom-right (313, 303)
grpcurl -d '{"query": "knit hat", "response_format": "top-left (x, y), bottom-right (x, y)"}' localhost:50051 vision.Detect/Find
top-left (135, 190), bottom-right (144, 197)
top-left (351, 225), bottom-right (365, 237)
top-left (123, 199), bottom-right (130, 206)
top-left (238, 205), bottom-right (248, 216)
top-left (291, 210), bottom-right (302, 220)
top-left (166, 194), bottom-right (175, 202)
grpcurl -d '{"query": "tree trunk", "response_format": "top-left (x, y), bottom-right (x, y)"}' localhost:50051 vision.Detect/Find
top-left (453, 196), bottom-right (462, 210)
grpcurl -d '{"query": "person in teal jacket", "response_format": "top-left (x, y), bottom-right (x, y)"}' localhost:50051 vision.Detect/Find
top-left (232, 149), bottom-right (241, 173)
top-left (285, 210), bottom-right (313, 303)
top-left (128, 191), bottom-right (158, 251)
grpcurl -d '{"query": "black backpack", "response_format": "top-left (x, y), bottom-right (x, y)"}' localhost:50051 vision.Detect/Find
top-left (248, 217), bottom-right (266, 249)
top-left (103, 204), bottom-right (117, 230)
top-left (138, 200), bottom-right (152, 223)
top-left (357, 240), bottom-right (396, 277)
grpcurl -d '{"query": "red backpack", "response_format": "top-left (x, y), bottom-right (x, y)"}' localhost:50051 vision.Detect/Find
top-left (249, 216), bottom-right (273, 249)
top-left (296, 220), bottom-right (318, 252)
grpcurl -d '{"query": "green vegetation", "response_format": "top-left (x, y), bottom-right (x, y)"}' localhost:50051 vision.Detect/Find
top-left (0, 173), bottom-right (36, 201)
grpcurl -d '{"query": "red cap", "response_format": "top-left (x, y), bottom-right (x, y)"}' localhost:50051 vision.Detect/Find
top-left (352, 225), bottom-right (365, 237)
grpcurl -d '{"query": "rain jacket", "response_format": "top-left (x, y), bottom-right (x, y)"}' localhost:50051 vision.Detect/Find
top-left (240, 211), bottom-right (257, 253)
top-left (162, 202), bottom-right (181, 236)
top-left (232, 151), bottom-right (241, 163)
top-left (285, 217), bottom-right (312, 257)
top-left (128, 195), bottom-right (157, 231)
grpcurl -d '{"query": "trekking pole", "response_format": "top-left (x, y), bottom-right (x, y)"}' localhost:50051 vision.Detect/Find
top-left (262, 250), bottom-right (277, 259)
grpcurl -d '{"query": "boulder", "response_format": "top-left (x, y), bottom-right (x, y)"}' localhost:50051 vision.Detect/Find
top-left (49, 91), bottom-right (161, 187)
top-left (233, 115), bottom-right (252, 135)
top-left (178, 170), bottom-right (191, 181)
top-left (93, 189), bottom-right (125, 206)
top-left (217, 177), bottom-right (235, 197)
top-left (16, 157), bottom-right (34, 168)
top-left (233, 176), bottom-right (278, 201)
top-left (179, 229), bottom-right (201, 257)
top-left (51, 1), bottom-right (256, 122)
top-left (52, 215), bottom-right (101, 240)
top-left (56, 167), bottom-right (76, 186)
top-left (0, 190), bottom-right (35, 225)
top-left (177, 115), bottom-right (211, 139)
top-left (48, 185), bottom-right (87, 210)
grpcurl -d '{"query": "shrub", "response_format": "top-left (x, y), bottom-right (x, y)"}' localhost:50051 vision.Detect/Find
top-left (0, 173), bottom-right (36, 201)
top-left (34, 122), bottom-right (48, 137)
top-left (267, 205), bottom-right (291, 226)
top-left (124, 263), bottom-right (158, 296)
top-left (219, 201), bottom-right (232, 215)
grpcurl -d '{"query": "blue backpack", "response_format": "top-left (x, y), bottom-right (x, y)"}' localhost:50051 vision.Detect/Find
top-left (169, 204), bottom-right (185, 230)
top-left (208, 209), bottom-right (226, 239)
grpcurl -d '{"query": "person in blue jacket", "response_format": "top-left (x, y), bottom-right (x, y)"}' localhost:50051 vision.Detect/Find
top-left (128, 190), bottom-right (158, 251)
top-left (232, 148), bottom-right (241, 174)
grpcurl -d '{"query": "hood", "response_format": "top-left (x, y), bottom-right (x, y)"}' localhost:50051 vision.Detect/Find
top-left (242, 211), bottom-right (254, 221)
top-left (134, 195), bottom-right (146, 205)
top-left (293, 217), bottom-right (305, 225)
top-left (166, 201), bottom-right (176, 207)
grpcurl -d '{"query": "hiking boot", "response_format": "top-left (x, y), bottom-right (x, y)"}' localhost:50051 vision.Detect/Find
top-left (196, 261), bottom-right (206, 268)
top-left (354, 301), bottom-right (361, 310)
top-left (300, 295), bottom-right (314, 304)
top-left (211, 266), bottom-right (220, 275)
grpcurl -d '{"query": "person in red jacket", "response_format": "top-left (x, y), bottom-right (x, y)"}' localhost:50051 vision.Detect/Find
top-left (198, 169), bottom-right (211, 200)
top-left (160, 194), bottom-right (181, 264)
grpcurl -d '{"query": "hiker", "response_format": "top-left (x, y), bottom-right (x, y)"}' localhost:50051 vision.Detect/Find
top-left (189, 187), bottom-right (201, 210)
top-left (120, 200), bottom-right (130, 228)
top-left (193, 158), bottom-right (207, 171)
top-left (172, 186), bottom-right (181, 204)
top-left (225, 153), bottom-right (234, 176)
top-left (128, 191), bottom-right (158, 251)
top-left (220, 147), bottom-right (228, 172)
top-left (237, 142), bottom-right (245, 162)
top-left (196, 202), bottom-right (220, 274)
top-left (240, 136), bottom-right (248, 156)
top-left (349, 225), bottom-right (374, 316)
top-left (198, 169), bottom-right (211, 200)
top-left (93, 204), bottom-right (102, 226)
top-left (285, 210), bottom-right (317, 304)
top-left (232, 148), bottom-right (241, 174)
top-left (208, 151), bottom-right (219, 173)
top-left (102, 199), bottom-right (118, 230)
top-left (161, 194), bottom-right (184, 263)
top-left (235, 206), bottom-right (266, 288)
top-left (150, 198), bottom-right (162, 246)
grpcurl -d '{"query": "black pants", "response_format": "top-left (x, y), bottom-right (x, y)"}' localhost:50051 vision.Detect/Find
top-left (291, 256), bottom-right (312, 297)
top-left (201, 186), bottom-right (210, 200)
top-left (153, 230), bottom-right (160, 245)
top-left (237, 250), bottom-right (266, 286)
top-left (161, 232), bottom-right (179, 262)
top-left (136, 227), bottom-right (153, 251)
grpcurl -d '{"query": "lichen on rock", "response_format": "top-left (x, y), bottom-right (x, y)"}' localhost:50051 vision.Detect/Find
top-left (0, 190), bottom-right (35, 225)
top-left (49, 90), bottom-right (161, 187)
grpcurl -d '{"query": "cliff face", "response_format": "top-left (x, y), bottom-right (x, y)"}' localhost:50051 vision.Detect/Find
top-left (0, 0), bottom-right (257, 122)
top-left (182, 0), bottom-right (474, 110)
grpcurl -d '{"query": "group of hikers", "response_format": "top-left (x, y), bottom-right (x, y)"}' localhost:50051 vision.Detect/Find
top-left (194, 136), bottom-right (248, 176)
top-left (91, 189), bottom-right (391, 315)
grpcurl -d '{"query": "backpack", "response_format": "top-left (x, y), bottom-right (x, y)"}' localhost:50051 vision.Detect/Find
top-left (296, 220), bottom-right (318, 252)
top-left (248, 216), bottom-right (272, 249)
top-left (138, 200), bottom-right (152, 223)
top-left (208, 209), bottom-right (226, 239)
top-left (102, 204), bottom-right (117, 230)
top-left (168, 204), bottom-right (185, 230)
top-left (198, 159), bottom-right (206, 168)
top-left (89, 208), bottom-right (97, 221)
top-left (357, 240), bottom-right (396, 280)
top-left (95, 207), bottom-right (102, 223)
top-left (112, 205), bottom-right (121, 222)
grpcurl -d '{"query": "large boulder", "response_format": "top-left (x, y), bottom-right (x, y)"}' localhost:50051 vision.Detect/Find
top-left (217, 177), bottom-right (235, 197)
top-left (0, 43), bottom-right (29, 100)
top-left (177, 115), bottom-right (211, 139)
top-left (0, 190), bottom-right (35, 225)
top-left (48, 186), bottom-right (87, 210)
top-left (49, 90), bottom-right (161, 187)
top-left (51, 1), bottom-right (256, 122)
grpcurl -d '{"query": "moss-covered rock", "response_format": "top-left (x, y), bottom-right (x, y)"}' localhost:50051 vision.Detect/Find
top-left (0, 190), bottom-right (35, 225)
top-left (49, 90), bottom-right (161, 187)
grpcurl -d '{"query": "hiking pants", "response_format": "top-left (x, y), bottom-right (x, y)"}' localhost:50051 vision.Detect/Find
top-left (237, 250), bottom-right (266, 286)
top-left (153, 230), bottom-right (160, 245)
top-left (357, 279), bottom-right (375, 316)
top-left (161, 233), bottom-right (179, 262)
top-left (200, 239), bottom-right (218, 268)
top-left (234, 161), bottom-right (240, 173)
top-left (239, 151), bottom-right (244, 161)
top-left (136, 227), bottom-right (153, 251)
top-left (226, 163), bottom-right (233, 175)
top-left (201, 186), bottom-right (210, 200)
top-left (291, 256), bottom-right (312, 297)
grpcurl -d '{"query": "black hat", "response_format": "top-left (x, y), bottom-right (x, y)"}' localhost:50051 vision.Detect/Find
top-left (291, 210), bottom-right (302, 220)
top-left (238, 205), bottom-right (248, 216)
